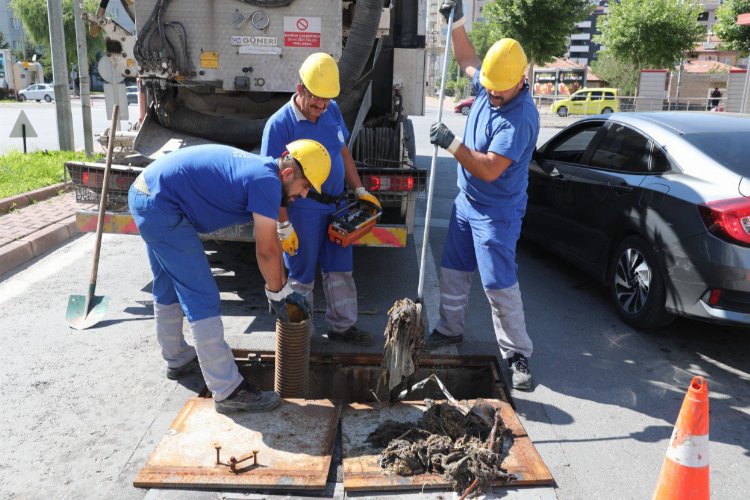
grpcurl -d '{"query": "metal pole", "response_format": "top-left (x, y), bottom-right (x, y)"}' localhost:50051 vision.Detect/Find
top-left (417, 8), bottom-right (454, 301)
top-left (46, 0), bottom-right (75, 151)
top-left (73, 0), bottom-right (94, 156)
top-left (742, 66), bottom-right (750, 114)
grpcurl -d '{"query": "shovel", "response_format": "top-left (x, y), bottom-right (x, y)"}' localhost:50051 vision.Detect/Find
top-left (382, 8), bottom-right (455, 401)
top-left (66, 105), bottom-right (120, 329)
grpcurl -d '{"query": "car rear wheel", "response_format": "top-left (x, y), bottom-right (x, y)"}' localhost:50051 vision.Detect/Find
top-left (44, 94), bottom-right (52, 102)
top-left (461, 106), bottom-right (470, 115)
top-left (557, 106), bottom-right (568, 117)
top-left (609, 235), bottom-right (673, 329)
top-left (602, 107), bottom-right (613, 114)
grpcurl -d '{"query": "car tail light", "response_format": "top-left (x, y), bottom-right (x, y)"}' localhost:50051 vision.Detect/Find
top-left (363, 175), bottom-right (415, 192)
top-left (707, 288), bottom-right (722, 306)
top-left (698, 197), bottom-right (750, 247)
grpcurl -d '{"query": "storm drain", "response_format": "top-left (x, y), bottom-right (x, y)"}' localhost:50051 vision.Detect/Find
top-left (134, 351), bottom-right (553, 493)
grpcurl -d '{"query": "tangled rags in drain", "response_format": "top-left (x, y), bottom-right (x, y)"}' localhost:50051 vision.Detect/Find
top-left (375, 298), bottom-right (514, 495)
top-left (367, 398), bottom-right (514, 495)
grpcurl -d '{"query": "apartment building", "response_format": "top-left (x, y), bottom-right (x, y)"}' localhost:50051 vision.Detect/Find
top-left (0, 0), bottom-right (26, 52)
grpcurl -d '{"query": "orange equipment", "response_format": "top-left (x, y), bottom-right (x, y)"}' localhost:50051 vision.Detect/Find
top-left (327, 200), bottom-right (382, 247)
top-left (652, 376), bottom-right (709, 500)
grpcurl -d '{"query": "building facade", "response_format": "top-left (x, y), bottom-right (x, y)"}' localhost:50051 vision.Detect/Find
top-left (0, 0), bottom-right (26, 52)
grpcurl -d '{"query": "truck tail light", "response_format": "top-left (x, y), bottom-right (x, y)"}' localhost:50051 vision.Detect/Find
top-left (81, 171), bottom-right (132, 191)
top-left (699, 197), bottom-right (750, 247)
top-left (363, 175), bottom-right (415, 192)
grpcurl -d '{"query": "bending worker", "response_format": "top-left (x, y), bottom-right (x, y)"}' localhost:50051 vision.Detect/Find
top-left (424, 0), bottom-right (540, 391)
top-left (261, 52), bottom-right (380, 347)
top-left (128, 141), bottom-right (331, 413)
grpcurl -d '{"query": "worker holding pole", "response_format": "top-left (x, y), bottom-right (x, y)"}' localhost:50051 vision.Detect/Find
top-left (261, 53), bottom-right (380, 347)
top-left (424, 0), bottom-right (540, 391)
top-left (128, 141), bottom-right (331, 413)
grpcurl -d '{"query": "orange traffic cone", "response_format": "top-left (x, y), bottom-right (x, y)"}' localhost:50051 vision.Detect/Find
top-left (653, 376), bottom-right (709, 500)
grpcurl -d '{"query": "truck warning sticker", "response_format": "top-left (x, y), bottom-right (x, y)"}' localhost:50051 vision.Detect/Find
top-left (283, 16), bottom-right (321, 48)
top-left (230, 36), bottom-right (281, 55)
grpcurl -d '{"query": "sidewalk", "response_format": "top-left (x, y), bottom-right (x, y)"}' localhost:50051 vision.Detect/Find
top-left (0, 184), bottom-right (94, 275)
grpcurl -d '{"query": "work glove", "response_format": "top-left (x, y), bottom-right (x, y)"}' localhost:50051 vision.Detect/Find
top-left (354, 187), bottom-right (381, 209)
top-left (276, 221), bottom-right (298, 256)
top-left (430, 122), bottom-right (462, 155)
top-left (265, 284), bottom-right (311, 323)
top-left (439, 0), bottom-right (465, 29)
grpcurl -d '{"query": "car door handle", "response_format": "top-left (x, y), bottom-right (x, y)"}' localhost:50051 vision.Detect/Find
top-left (609, 182), bottom-right (633, 193)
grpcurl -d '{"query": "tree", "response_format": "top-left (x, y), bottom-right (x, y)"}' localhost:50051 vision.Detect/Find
top-left (0, 31), bottom-right (10, 50)
top-left (9, 0), bottom-right (103, 71)
top-left (594, 0), bottom-right (704, 74)
top-left (590, 51), bottom-right (638, 95)
top-left (713, 0), bottom-right (750, 56)
top-left (482, 0), bottom-right (593, 81)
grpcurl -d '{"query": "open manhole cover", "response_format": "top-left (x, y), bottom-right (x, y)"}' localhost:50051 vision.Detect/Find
top-left (135, 351), bottom-right (553, 493)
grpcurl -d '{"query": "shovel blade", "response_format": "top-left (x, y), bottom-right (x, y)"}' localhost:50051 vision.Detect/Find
top-left (66, 294), bottom-right (110, 330)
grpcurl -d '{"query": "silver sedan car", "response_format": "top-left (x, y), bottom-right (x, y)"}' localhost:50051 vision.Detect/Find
top-left (524, 112), bottom-right (750, 329)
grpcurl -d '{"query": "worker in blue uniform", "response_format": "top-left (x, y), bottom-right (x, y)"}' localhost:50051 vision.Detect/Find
top-left (261, 52), bottom-right (380, 347)
top-left (128, 140), bottom-right (331, 413)
top-left (425, 0), bottom-right (540, 391)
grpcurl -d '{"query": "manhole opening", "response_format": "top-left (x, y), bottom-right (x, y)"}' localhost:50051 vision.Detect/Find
top-left (232, 350), bottom-right (511, 404)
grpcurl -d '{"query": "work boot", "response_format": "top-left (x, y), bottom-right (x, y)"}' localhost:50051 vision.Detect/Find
top-left (508, 353), bottom-right (533, 391)
top-left (165, 356), bottom-right (201, 380)
top-left (424, 329), bottom-right (463, 351)
top-left (326, 325), bottom-right (375, 346)
top-left (215, 380), bottom-right (281, 414)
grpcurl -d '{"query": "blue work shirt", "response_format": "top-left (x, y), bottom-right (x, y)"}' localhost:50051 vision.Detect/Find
top-left (142, 144), bottom-right (282, 233)
top-left (261, 96), bottom-right (350, 210)
top-left (459, 68), bottom-right (540, 210)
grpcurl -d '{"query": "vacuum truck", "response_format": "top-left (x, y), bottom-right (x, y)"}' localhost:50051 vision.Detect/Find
top-left (66, 0), bottom-right (427, 248)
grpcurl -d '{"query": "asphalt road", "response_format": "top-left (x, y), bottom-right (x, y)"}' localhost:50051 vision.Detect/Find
top-left (0, 100), bottom-right (748, 498)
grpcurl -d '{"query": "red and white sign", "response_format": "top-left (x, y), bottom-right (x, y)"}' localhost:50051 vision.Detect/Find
top-left (284, 16), bottom-right (321, 48)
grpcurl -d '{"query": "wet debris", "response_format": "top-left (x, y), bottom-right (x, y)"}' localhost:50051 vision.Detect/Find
top-left (381, 298), bottom-right (425, 402)
top-left (367, 399), bottom-right (515, 495)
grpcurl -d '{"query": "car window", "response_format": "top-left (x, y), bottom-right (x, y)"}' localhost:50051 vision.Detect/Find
top-left (543, 122), bottom-right (603, 163)
top-left (589, 91), bottom-right (603, 100)
top-left (603, 92), bottom-right (615, 101)
top-left (650, 145), bottom-right (675, 173)
top-left (682, 132), bottom-right (750, 175)
top-left (589, 123), bottom-right (650, 173)
top-left (571, 93), bottom-right (588, 102)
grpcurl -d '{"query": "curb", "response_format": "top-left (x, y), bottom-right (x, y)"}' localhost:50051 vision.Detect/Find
top-left (0, 216), bottom-right (78, 276)
top-left (0, 181), bottom-right (72, 215)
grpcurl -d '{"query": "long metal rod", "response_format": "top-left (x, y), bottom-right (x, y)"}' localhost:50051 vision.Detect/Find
top-left (417, 8), bottom-right (453, 300)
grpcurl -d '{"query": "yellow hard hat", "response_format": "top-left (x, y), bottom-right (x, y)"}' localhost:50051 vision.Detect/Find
top-left (299, 53), bottom-right (340, 99)
top-left (479, 39), bottom-right (528, 92)
top-left (286, 139), bottom-right (331, 193)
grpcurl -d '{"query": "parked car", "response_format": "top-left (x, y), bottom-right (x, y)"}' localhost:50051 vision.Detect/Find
top-left (454, 96), bottom-right (475, 115)
top-left (126, 85), bottom-right (138, 104)
top-left (18, 83), bottom-right (55, 102)
top-left (550, 87), bottom-right (619, 117)
top-left (523, 112), bottom-right (750, 329)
